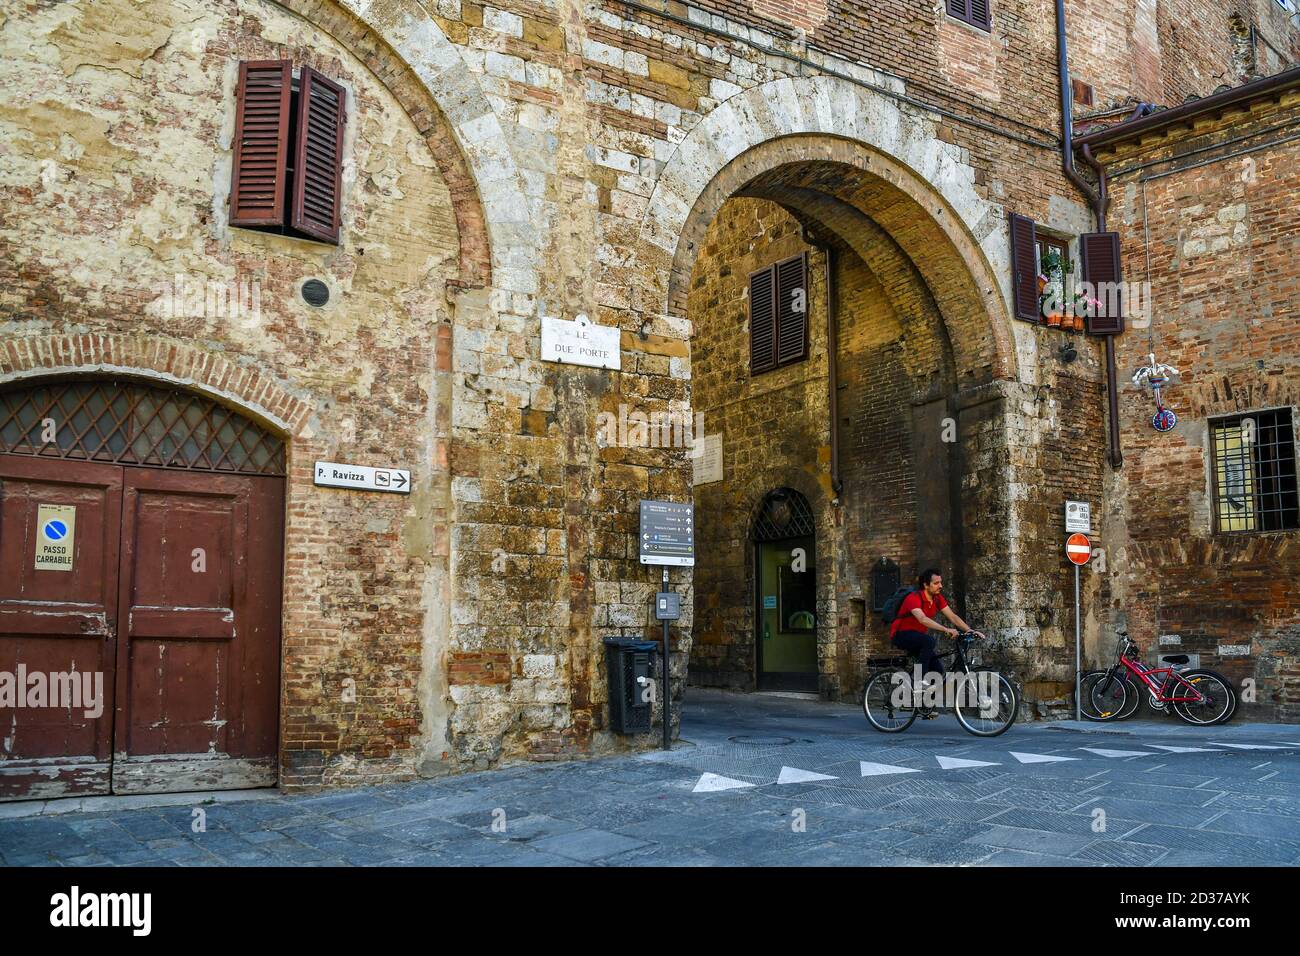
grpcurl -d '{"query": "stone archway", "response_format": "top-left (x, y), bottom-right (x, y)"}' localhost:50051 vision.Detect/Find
top-left (659, 79), bottom-right (1030, 704)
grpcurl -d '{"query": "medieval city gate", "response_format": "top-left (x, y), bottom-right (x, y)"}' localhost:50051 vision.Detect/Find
top-left (0, 378), bottom-right (284, 801)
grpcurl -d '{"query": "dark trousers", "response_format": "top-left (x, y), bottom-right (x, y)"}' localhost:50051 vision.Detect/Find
top-left (892, 630), bottom-right (946, 678)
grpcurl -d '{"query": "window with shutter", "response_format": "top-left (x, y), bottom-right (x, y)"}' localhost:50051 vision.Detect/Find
top-left (749, 266), bottom-right (776, 375)
top-left (291, 67), bottom-right (347, 244)
top-left (1079, 232), bottom-right (1125, 334)
top-left (1008, 212), bottom-right (1041, 324)
top-left (229, 61), bottom-right (346, 245)
top-left (947, 0), bottom-right (992, 31)
top-left (775, 253), bottom-right (808, 366)
top-left (230, 61), bottom-right (291, 227)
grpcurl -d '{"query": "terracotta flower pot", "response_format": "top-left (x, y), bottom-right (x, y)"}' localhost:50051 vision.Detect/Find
top-left (1046, 312), bottom-right (1062, 328)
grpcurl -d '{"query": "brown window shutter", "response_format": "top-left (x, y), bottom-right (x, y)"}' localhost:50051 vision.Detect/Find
top-left (291, 67), bottom-right (347, 244)
top-left (230, 61), bottom-right (291, 227)
top-left (775, 253), bottom-right (808, 366)
top-left (971, 0), bottom-right (991, 29)
top-left (1008, 212), bottom-right (1040, 324)
top-left (1080, 231), bottom-right (1125, 334)
top-left (749, 266), bottom-right (776, 375)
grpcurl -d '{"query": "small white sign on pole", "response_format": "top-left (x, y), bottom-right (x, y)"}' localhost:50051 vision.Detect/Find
top-left (541, 313), bottom-right (621, 370)
top-left (1065, 500), bottom-right (1091, 533)
top-left (314, 461), bottom-right (411, 494)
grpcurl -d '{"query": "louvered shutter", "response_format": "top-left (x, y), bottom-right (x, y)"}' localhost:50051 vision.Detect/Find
top-left (1080, 232), bottom-right (1125, 334)
top-left (1008, 212), bottom-right (1041, 324)
top-left (970, 0), bottom-right (992, 30)
top-left (775, 253), bottom-right (808, 366)
top-left (291, 67), bottom-right (347, 244)
top-left (749, 266), bottom-right (776, 375)
top-left (230, 61), bottom-right (291, 227)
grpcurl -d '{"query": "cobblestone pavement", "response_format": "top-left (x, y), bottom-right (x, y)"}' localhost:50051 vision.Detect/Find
top-left (3, 689), bottom-right (1299, 867)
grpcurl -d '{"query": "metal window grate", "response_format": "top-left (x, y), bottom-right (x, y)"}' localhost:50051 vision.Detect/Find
top-left (1210, 408), bottom-right (1298, 533)
top-left (752, 487), bottom-right (815, 542)
top-left (0, 378), bottom-right (286, 476)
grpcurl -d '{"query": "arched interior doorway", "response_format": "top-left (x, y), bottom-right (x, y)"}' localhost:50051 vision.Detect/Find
top-left (684, 138), bottom-right (1013, 702)
top-left (751, 488), bottom-right (819, 692)
top-left (0, 377), bottom-right (286, 800)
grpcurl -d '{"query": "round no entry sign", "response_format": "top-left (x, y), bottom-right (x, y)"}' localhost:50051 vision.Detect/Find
top-left (1066, 532), bottom-right (1091, 566)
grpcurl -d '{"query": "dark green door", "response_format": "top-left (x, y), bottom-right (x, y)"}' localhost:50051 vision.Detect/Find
top-left (755, 535), bottom-right (817, 691)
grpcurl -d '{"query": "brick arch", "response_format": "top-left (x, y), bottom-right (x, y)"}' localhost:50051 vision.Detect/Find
top-left (0, 334), bottom-right (312, 439)
top-left (276, 0), bottom-right (539, 292)
top-left (639, 75), bottom-right (1017, 385)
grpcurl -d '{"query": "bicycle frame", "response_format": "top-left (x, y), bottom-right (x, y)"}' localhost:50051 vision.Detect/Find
top-left (1107, 638), bottom-right (1205, 704)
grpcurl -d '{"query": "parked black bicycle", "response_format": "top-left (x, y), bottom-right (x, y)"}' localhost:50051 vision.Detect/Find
top-left (861, 631), bottom-right (1019, 737)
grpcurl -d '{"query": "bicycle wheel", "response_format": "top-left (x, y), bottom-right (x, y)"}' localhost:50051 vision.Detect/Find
top-left (862, 669), bottom-right (917, 732)
top-left (1079, 670), bottom-right (1128, 720)
top-left (1115, 673), bottom-right (1142, 720)
top-left (953, 670), bottom-right (1018, 737)
top-left (1170, 670), bottom-right (1235, 725)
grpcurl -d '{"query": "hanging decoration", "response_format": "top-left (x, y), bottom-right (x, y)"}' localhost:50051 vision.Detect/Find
top-left (1131, 352), bottom-right (1180, 432)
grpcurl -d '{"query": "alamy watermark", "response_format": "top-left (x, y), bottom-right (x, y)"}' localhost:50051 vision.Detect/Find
top-left (890, 666), bottom-right (1001, 718)
top-left (150, 273), bottom-right (263, 329)
top-left (596, 404), bottom-right (706, 455)
top-left (0, 666), bottom-right (103, 719)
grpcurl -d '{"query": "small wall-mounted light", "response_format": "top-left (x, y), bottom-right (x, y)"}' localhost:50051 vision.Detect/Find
top-left (1058, 342), bottom-right (1078, 364)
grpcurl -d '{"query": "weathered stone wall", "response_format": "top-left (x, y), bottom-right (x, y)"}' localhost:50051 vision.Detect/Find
top-left (4, 0), bottom-right (1292, 793)
top-left (1094, 89), bottom-right (1300, 720)
top-left (0, 0), bottom-right (466, 787)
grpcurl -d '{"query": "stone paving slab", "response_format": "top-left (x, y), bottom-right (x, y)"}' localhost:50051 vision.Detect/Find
top-left (2, 689), bottom-right (1298, 867)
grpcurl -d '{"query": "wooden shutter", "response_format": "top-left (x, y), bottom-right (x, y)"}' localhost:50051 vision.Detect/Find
top-left (1080, 232), bottom-right (1125, 335)
top-left (947, 0), bottom-right (991, 30)
top-left (749, 266), bottom-right (776, 375)
top-left (1008, 212), bottom-right (1041, 324)
top-left (230, 61), bottom-right (291, 227)
top-left (775, 253), bottom-right (808, 366)
top-left (291, 67), bottom-right (347, 244)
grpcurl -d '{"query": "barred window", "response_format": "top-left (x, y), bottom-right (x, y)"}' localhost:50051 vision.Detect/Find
top-left (1210, 409), bottom-right (1298, 533)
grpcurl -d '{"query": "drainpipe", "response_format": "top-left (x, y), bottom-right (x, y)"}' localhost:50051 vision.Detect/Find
top-left (801, 226), bottom-right (842, 497)
top-left (1057, 0), bottom-right (1124, 470)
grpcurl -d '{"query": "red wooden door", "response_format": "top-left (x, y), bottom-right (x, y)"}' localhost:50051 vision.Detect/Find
top-left (0, 457), bottom-right (122, 799)
top-left (112, 469), bottom-right (283, 793)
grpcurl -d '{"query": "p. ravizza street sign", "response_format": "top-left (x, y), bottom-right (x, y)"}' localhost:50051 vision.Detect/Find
top-left (314, 461), bottom-right (411, 494)
top-left (639, 499), bottom-right (694, 567)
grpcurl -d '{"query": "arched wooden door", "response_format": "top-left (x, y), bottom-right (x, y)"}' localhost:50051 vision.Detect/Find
top-left (0, 378), bottom-right (285, 800)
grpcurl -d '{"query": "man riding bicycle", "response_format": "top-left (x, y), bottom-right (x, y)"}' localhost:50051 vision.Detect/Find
top-left (890, 568), bottom-right (982, 682)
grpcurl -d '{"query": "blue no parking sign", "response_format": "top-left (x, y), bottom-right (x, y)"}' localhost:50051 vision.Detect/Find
top-left (35, 504), bottom-right (76, 571)
top-left (44, 519), bottom-right (68, 540)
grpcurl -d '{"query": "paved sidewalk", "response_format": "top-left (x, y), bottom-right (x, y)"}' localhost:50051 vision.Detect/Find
top-left (2, 689), bottom-right (1298, 866)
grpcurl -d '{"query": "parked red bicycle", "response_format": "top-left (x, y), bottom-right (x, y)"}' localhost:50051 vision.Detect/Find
top-left (1087, 633), bottom-right (1237, 725)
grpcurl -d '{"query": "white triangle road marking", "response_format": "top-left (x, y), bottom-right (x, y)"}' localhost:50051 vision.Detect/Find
top-left (1009, 751), bottom-right (1079, 763)
top-left (1080, 747), bottom-right (1157, 758)
top-left (935, 756), bottom-right (1000, 769)
top-left (1209, 743), bottom-right (1289, 750)
top-left (860, 761), bottom-right (921, 777)
top-left (1148, 745), bottom-right (1222, 753)
top-left (692, 772), bottom-right (756, 793)
top-left (777, 766), bottom-right (838, 785)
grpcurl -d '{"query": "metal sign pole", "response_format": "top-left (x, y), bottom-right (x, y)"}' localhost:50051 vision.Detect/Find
top-left (661, 566), bottom-right (671, 751)
top-left (1074, 563), bottom-right (1082, 722)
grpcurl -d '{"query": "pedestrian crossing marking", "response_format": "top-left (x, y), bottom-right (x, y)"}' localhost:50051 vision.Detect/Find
top-left (777, 766), bottom-right (838, 784)
top-left (1009, 751), bottom-right (1079, 763)
top-left (935, 756), bottom-right (999, 769)
top-left (1148, 745), bottom-right (1222, 753)
top-left (1080, 747), bottom-right (1156, 758)
top-left (860, 761), bottom-right (921, 777)
top-left (1209, 743), bottom-right (1289, 750)
top-left (692, 773), bottom-right (755, 793)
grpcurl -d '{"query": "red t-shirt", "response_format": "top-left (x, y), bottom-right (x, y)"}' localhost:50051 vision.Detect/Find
top-left (891, 590), bottom-right (948, 638)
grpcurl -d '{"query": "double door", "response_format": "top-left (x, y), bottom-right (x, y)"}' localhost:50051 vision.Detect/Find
top-left (0, 456), bottom-right (283, 800)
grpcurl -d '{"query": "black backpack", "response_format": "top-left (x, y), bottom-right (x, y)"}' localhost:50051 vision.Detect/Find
top-left (879, 586), bottom-right (917, 624)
